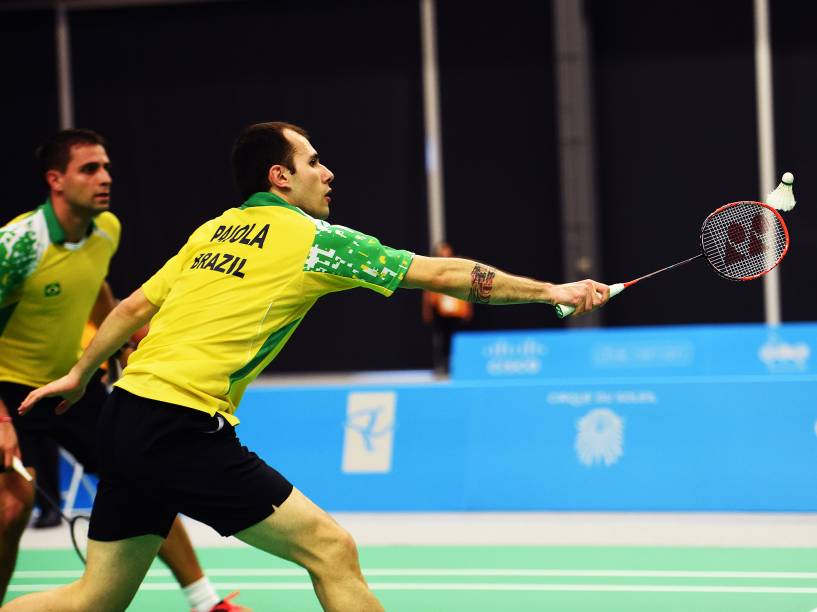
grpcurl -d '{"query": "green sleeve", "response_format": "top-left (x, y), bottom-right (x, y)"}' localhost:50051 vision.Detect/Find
top-left (0, 216), bottom-right (43, 305)
top-left (302, 220), bottom-right (414, 297)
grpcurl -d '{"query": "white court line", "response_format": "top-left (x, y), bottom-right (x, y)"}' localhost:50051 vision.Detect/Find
top-left (12, 568), bottom-right (817, 580)
top-left (9, 582), bottom-right (817, 594)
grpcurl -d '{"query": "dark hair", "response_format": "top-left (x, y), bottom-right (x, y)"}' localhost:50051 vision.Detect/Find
top-left (35, 128), bottom-right (107, 175)
top-left (232, 122), bottom-right (309, 200)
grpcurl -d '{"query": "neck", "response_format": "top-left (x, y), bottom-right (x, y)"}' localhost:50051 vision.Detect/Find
top-left (268, 188), bottom-right (292, 204)
top-left (50, 195), bottom-right (94, 243)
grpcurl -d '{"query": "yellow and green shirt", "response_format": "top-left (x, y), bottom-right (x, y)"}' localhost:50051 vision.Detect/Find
top-left (116, 192), bottom-right (413, 425)
top-left (0, 201), bottom-right (120, 387)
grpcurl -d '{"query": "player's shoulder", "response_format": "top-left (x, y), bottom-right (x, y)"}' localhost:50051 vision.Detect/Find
top-left (311, 217), bottom-right (382, 247)
top-left (95, 211), bottom-right (120, 232)
top-left (2, 208), bottom-right (40, 230)
top-left (0, 208), bottom-right (49, 274)
top-left (1, 208), bottom-right (49, 248)
top-left (93, 211), bottom-right (121, 244)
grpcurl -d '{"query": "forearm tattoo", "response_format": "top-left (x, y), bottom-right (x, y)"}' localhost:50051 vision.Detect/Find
top-left (468, 264), bottom-right (495, 304)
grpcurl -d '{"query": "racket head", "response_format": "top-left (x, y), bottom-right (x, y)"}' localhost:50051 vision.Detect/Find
top-left (699, 201), bottom-right (789, 281)
top-left (70, 514), bottom-right (91, 565)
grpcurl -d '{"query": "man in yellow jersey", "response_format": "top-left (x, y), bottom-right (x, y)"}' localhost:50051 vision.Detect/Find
top-left (0, 129), bottom-right (246, 611)
top-left (8, 122), bottom-right (610, 611)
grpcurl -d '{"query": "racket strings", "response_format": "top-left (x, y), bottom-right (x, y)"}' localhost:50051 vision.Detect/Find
top-left (701, 202), bottom-right (787, 280)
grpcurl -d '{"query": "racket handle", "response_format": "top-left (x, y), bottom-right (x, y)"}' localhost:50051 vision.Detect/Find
top-left (11, 456), bottom-right (33, 482)
top-left (554, 283), bottom-right (625, 318)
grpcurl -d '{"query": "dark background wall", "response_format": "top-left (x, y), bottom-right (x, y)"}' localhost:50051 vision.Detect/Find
top-left (1, 10), bottom-right (59, 208)
top-left (589, 0), bottom-right (761, 326)
top-left (2, 0), bottom-right (814, 372)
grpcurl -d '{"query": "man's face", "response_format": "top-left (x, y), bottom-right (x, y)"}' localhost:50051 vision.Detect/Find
top-left (283, 129), bottom-right (334, 220)
top-left (50, 144), bottom-right (112, 214)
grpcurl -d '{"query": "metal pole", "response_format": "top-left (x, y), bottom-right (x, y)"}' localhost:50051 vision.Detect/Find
top-left (754, 0), bottom-right (781, 325)
top-left (55, 2), bottom-right (75, 129)
top-left (420, 0), bottom-right (446, 250)
top-left (553, 0), bottom-right (602, 327)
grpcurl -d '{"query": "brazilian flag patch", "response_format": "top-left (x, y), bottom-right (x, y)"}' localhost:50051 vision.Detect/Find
top-left (44, 282), bottom-right (61, 297)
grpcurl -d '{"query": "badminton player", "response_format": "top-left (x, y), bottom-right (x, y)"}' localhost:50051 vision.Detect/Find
top-left (0, 129), bottom-right (244, 611)
top-left (6, 122), bottom-right (609, 611)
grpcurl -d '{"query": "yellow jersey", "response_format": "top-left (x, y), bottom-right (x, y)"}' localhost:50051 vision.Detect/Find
top-left (0, 201), bottom-right (120, 387)
top-left (115, 192), bottom-right (413, 425)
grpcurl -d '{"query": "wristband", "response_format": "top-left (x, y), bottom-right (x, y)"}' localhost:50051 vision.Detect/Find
top-left (0, 415), bottom-right (12, 424)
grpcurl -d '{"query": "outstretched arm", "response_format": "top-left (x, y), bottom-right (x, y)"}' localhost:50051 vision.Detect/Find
top-left (19, 288), bottom-right (158, 415)
top-left (402, 255), bottom-right (609, 316)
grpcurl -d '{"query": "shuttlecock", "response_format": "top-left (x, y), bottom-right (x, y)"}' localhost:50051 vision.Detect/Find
top-left (766, 171), bottom-right (796, 211)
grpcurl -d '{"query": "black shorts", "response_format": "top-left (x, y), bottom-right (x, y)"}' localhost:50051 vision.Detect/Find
top-left (89, 388), bottom-right (294, 540)
top-left (0, 370), bottom-right (109, 474)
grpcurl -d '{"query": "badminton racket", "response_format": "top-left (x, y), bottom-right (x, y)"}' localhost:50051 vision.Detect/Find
top-left (555, 201), bottom-right (790, 318)
top-left (11, 456), bottom-right (90, 564)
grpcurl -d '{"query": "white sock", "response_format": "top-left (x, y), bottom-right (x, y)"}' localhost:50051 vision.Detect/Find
top-left (182, 576), bottom-right (221, 612)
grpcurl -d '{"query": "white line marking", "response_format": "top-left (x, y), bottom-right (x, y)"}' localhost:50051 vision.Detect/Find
top-left (9, 582), bottom-right (817, 595)
top-left (12, 568), bottom-right (817, 579)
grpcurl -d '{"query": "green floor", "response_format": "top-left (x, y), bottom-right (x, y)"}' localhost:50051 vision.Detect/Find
top-left (8, 546), bottom-right (817, 611)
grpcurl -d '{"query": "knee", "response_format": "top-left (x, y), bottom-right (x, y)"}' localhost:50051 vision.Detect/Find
top-left (310, 520), bottom-right (361, 578)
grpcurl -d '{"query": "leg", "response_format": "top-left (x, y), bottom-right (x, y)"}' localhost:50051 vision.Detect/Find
top-left (60, 387), bottom-right (237, 610)
top-left (2, 534), bottom-right (163, 611)
top-left (31, 437), bottom-right (61, 528)
top-left (235, 487), bottom-right (383, 612)
top-left (0, 470), bottom-right (35, 604)
top-left (156, 516), bottom-right (204, 586)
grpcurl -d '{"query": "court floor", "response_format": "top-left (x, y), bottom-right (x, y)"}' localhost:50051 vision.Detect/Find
top-left (8, 545), bottom-right (817, 611)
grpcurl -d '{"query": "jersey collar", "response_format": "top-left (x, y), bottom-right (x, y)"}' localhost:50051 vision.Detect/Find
top-left (40, 199), bottom-right (96, 245)
top-left (241, 192), bottom-right (307, 216)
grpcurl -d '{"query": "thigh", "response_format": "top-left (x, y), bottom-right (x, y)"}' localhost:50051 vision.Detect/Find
top-left (88, 475), bottom-right (178, 541)
top-left (167, 416), bottom-right (294, 536)
top-left (233, 487), bottom-right (342, 567)
top-left (0, 471), bottom-right (35, 520)
top-left (52, 374), bottom-right (109, 473)
top-left (76, 536), bottom-right (163, 612)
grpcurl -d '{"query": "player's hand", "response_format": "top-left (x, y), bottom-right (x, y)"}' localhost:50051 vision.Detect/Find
top-left (0, 416), bottom-right (21, 470)
top-left (549, 279), bottom-right (610, 316)
top-left (18, 371), bottom-right (87, 417)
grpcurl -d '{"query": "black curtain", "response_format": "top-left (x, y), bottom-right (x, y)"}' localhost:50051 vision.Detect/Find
top-left (437, 0), bottom-right (563, 332)
top-left (69, 0), bottom-right (428, 372)
top-left (3, 0), bottom-right (815, 373)
top-left (1, 10), bottom-right (59, 216)
top-left (588, 0), bottom-right (761, 326)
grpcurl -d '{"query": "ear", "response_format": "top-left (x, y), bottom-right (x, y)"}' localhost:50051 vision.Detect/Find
top-left (268, 165), bottom-right (290, 190)
top-left (45, 169), bottom-right (63, 192)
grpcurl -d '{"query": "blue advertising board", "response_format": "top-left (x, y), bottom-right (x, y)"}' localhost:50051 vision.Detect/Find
top-left (60, 322), bottom-right (817, 513)
top-left (237, 325), bottom-right (817, 512)
top-left (450, 322), bottom-right (816, 380)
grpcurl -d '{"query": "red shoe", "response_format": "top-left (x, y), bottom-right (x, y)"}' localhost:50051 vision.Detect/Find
top-left (209, 592), bottom-right (251, 611)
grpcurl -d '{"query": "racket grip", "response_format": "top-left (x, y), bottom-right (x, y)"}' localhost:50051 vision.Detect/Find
top-left (11, 456), bottom-right (33, 482)
top-left (554, 283), bottom-right (625, 318)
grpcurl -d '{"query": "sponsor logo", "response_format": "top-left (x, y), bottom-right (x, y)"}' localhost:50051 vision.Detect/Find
top-left (575, 408), bottom-right (623, 467)
top-left (342, 392), bottom-right (396, 473)
top-left (44, 282), bottom-right (61, 297)
top-left (591, 342), bottom-right (693, 368)
top-left (758, 335), bottom-right (810, 372)
top-left (481, 338), bottom-right (547, 376)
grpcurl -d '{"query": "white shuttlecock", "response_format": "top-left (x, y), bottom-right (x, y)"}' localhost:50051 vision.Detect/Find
top-left (766, 171), bottom-right (796, 211)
